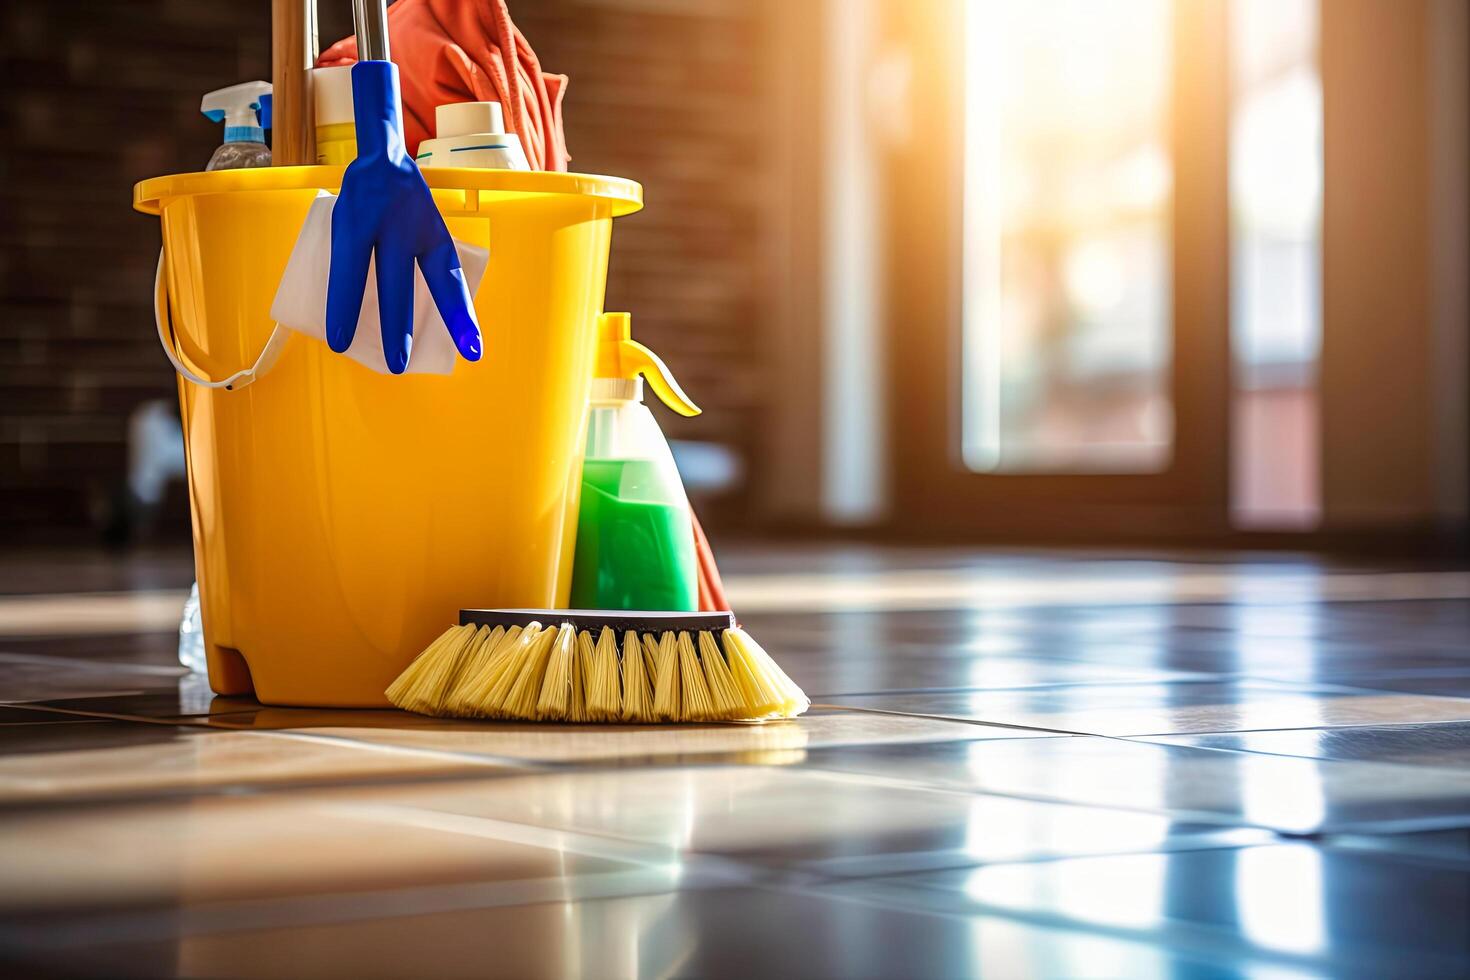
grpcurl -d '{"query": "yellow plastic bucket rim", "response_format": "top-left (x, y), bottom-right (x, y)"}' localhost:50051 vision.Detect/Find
top-left (133, 165), bottom-right (643, 217)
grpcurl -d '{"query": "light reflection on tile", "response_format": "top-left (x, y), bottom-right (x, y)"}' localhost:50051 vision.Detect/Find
top-left (0, 788), bottom-right (654, 914)
top-left (858, 844), bottom-right (1470, 976)
top-left (801, 736), bottom-right (1470, 834)
top-left (370, 767), bottom-right (1007, 863)
top-left (0, 651), bottom-right (184, 704)
top-left (339, 766), bottom-right (1266, 877)
top-left (0, 728), bottom-right (508, 804)
top-left (3, 883), bottom-right (1260, 980)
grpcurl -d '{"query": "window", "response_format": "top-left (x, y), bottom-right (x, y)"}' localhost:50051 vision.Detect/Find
top-left (962, 0), bottom-right (1174, 472)
top-left (1229, 0), bottom-right (1322, 528)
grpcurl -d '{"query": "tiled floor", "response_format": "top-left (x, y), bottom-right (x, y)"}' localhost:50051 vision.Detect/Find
top-left (2, 544), bottom-right (1470, 978)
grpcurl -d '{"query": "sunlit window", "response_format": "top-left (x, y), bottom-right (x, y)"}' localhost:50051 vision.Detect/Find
top-left (962, 0), bottom-right (1173, 472)
top-left (1230, 0), bottom-right (1322, 528)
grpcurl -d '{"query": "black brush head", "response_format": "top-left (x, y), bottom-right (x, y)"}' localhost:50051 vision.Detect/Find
top-left (460, 608), bottom-right (736, 634)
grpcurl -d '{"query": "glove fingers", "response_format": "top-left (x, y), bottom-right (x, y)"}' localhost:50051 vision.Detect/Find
top-left (326, 202), bottom-right (374, 353)
top-left (419, 236), bottom-right (482, 362)
top-left (376, 241), bottom-right (415, 375)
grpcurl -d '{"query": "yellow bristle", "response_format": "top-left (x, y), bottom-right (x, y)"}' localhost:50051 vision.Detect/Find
top-left (651, 631), bottom-right (682, 721)
top-left (462, 623), bottom-right (540, 717)
top-left (730, 626), bottom-right (809, 712)
top-left (385, 623), bottom-right (471, 713)
top-left (535, 623), bottom-right (577, 720)
top-left (677, 631), bottom-right (715, 721)
top-left (502, 624), bottom-right (562, 719)
top-left (724, 627), bottom-right (809, 717)
top-left (386, 615), bottom-right (806, 725)
top-left (620, 629), bottom-right (653, 722)
top-left (565, 630), bottom-right (592, 722)
top-left (443, 624), bottom-right (522, 715)
top-left (637, 632), bottom-right (658, 688)
top-left (698, 630), bottom-right (744, 719)
top-left (422, 624), bottom-right (501, 715)
top-left (587, 627), bottom-right (621, 720)
top-left (723, 627), bottom-right (787, 717)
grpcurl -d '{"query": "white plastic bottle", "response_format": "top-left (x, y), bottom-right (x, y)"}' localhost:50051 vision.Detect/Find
top-left (416, 102), bottom-right (530, 170)
top-left (178, 582), bottom-right (205, 673)
top-left (201, 81), bottom-right (273, 171)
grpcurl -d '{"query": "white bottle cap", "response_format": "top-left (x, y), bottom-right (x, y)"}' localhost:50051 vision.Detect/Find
top-left (313, 65), bottom-right (355, 126)
top-left (436, 102), bottom-right (505, 138)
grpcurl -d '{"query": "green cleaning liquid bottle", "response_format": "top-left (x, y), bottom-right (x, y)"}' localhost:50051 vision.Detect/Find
top-left (570, 313), bottom-right (701, 611)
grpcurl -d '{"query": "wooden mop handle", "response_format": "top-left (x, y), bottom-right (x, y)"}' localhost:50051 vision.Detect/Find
top-left (271, 0), bottom-right (318, 165)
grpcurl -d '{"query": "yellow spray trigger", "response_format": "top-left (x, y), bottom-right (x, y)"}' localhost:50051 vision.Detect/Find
top-left (595, 313), bottom-right (701, 416)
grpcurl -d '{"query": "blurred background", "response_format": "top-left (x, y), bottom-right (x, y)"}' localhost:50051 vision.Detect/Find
top-left (0, 0), bottom-right (1465, 552)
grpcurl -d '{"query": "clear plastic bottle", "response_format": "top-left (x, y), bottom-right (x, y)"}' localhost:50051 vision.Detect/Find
top-left (206, 140), bottom-right (272, 171)
top-left (178, 582), bottom-right (206, 673)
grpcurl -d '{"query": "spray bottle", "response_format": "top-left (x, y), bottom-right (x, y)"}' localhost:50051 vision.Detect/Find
top-left (569, 313), bottom-right (701, 611)
top-left (201, 81), bottom-right (273, 171)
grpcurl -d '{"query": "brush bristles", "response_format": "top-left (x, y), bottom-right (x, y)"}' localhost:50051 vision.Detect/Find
top-left (587, 628), bottom-right (620, 720)
top-left (621, 630), bottom-right (651, 721)
top-left (387, 622), bottom-right (809, 723)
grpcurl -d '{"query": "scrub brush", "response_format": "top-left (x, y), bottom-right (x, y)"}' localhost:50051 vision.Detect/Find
top-left (387, 610), bottom-right (809, 723)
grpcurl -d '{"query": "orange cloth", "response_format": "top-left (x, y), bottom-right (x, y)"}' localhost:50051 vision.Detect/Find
top-left (317, 0), bottom-right (570, 171)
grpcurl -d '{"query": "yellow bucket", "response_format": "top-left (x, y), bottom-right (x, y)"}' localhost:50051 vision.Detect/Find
top-left (133, 166), bottom-right (642, 707)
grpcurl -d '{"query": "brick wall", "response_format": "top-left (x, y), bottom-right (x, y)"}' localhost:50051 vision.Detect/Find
top-left (0, 0), bottom-right (769, 538)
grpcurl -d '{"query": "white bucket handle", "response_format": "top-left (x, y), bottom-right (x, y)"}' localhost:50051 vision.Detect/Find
top-left (154, 249), bottom-right (290, 391)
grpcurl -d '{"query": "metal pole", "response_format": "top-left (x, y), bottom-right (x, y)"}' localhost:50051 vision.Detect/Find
top-left (353, 0), bottom-right (391, 62)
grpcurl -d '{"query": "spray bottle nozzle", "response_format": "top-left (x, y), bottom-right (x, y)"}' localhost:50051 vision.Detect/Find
top-left (202, 81), bottom-right (273, 144)
top-left (594, 313), bottom-right (700, 417)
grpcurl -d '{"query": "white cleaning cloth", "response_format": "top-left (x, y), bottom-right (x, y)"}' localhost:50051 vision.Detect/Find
top-left (270, 192), bottom-right (489, 375)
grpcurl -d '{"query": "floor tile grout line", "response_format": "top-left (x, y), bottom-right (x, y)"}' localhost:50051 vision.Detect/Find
top-left (805, 673), bottom-right (1221, 699)
top-left (0, 651), bottom-right (189, 676)
top-left (15, 691), bottom-right (1470, 747)
top-left (791, 743), bottom-right (1470, 839)
top-left (1116, 715), bottom-right (1470, 739)
top-left (251, 728), bottom-right (548, 771)
top-left (1122, 730), bottom-right (1470, 773)
top-left (19, 696), bottom-right (1470, 774)
top-left (781, 758), bottom-right (1312, 837)
top-left (0, 756), bottom-right (561, 817)
top-left (813, 702), bottom-right (1470, 742)
top-left (807, 703), bottom-right (1103, 737)
top-left (0, 702), bottom-right (259, 726)
top-left (791, 829), bottom-right (1276, 883)
top-left (319, 801), bottom-right (728, 871)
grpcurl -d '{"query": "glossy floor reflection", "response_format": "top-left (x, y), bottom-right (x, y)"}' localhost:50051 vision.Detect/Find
top-left (2, 544), bottom-right (1469, 978)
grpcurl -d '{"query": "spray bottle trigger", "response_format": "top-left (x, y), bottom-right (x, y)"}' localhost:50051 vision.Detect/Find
top-left (594, 312), bottom-right (700, 416)
top-left (623, 340), bottom-right (700, 417)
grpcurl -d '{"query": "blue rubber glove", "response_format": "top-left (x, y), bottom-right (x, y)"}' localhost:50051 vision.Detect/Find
top-left (326, 61), bottom-right (481, 374)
